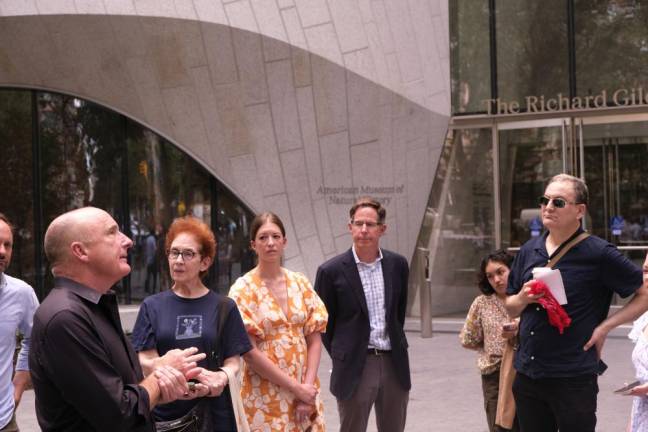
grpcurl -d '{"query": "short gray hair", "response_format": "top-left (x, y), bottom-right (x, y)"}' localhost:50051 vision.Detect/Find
top-left (547, 174), bottom-right (588, 205)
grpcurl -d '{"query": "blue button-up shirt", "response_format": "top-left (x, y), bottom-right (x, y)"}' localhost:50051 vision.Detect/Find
top-left (0, 273), bottom-right (38, 428)
top-left (507, 231), bottom-right (642, 378)
top-left (352, 246), bottom-right (391, 350)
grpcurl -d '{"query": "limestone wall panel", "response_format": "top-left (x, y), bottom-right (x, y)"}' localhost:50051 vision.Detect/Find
top-left (0, 2), bottom-right (451, 283)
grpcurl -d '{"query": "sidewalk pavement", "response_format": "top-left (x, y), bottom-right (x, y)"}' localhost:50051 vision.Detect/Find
top-left (17, 320), bottom-right (637, 431)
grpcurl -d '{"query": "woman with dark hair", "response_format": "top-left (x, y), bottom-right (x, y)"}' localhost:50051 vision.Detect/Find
top-left (228, 212), bottom-right (328, 431)
top-left (132, 216), bottom-right (252, 431)
top-left (460, 249), bottom-right (519, 432)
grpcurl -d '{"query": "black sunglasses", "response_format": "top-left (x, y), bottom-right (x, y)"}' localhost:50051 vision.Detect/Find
top-left (538, 196), bottom-right (578, 208)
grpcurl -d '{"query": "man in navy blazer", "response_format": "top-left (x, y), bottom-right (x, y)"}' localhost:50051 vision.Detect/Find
top-left (315, 197), bottom-right (410, 432)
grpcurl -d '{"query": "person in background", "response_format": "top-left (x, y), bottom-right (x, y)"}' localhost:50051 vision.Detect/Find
top-left (132, 216), bottom-right (252, 432)
top-left (143, 226), bottom-right (158, 294)
top-left (460, 249), bottom-right (519, 432)
top-left (0, 213), bottom-right (39, 432)
top-left (229, 212), bottom-right (328, 431)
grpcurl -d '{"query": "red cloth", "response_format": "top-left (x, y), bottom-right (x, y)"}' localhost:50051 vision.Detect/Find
top-left (528, 280), bottom-right (571, 334)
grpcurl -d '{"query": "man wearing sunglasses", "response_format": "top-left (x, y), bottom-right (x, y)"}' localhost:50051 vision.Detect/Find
top-left (505, 174), bottom-right (648, 432)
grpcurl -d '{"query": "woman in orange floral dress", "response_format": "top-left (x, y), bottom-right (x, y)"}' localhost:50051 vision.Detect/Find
top-left (229, 212), bottom-right (328, 431)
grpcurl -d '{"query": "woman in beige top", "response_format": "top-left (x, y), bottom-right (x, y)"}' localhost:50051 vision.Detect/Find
top-left (460, 249), bottom-right (519, 432)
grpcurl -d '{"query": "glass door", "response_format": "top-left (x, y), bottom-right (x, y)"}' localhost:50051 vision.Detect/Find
top-left (498, 118), bottom-right (575, 248)
top-left (580, 116), bottom-right (648, 252)
top-left (578, 116), bottom-right (648, 304)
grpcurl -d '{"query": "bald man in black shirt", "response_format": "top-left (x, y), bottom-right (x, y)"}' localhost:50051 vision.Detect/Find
top-left (30, 207), bottom-right (203, 432)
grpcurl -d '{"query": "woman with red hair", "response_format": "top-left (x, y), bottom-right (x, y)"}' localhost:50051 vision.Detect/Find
top-left (132, 216), bottom-right (252, 431)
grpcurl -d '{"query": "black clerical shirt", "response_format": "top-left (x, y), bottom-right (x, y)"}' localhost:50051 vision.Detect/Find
top-left (29, 277), bottom-right (155, 431)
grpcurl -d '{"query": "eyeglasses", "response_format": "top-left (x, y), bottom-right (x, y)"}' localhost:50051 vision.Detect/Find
top-left (167, 249), bottom-right (198, 261)
top-left (538, 196), bottom-right (579, 209)
top-left (351, 220), bottom-right (382, 229)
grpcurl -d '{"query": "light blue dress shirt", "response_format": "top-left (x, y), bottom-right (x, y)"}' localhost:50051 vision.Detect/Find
top-left (0, 273), bottom-right (38, 428)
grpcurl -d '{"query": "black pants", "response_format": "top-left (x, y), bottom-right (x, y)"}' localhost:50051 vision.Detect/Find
top-left (512, 372), bottom-right (598, 432)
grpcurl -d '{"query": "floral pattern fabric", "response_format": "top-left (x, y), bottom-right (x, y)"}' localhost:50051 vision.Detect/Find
top-left (459, 294), bottom-right (514, 375)
top-left (629, 312), bottom-right (648, 432)
top-left (229, 269), bottom-right (328, 432)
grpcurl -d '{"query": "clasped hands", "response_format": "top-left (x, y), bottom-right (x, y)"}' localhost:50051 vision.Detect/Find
top-left (153, 347), bottom-right (228, 404)
top-left (292, 381), bottom-right (318, 423)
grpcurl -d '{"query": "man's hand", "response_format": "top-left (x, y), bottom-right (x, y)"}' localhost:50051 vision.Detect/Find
top-left (506, 280), bottom-right (545, 318)
top-left (583, 325), bottom-right (609, 359)
top-left (157, 347), bottom-right (206, 375)
top-left (13, 370), bottom-right (30, 407)
top-left (519, 280), bottom-right (545, 305)
top-left (154, 365), bottom-right (202, 405)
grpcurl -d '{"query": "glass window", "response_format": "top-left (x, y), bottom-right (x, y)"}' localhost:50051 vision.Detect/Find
top-left (214, 186), bottom-right (255, 293)
top-left (582, 121), bottom-right (648, 244)
top-left (39, 92), bottom-right (124, 297)
top-left (127, 125), bottom-right (212, 301)
top-left (496, 0), bottom-right (569, 108)
top-left (575, 1), bottom-right (648, 100)
top-left (415, 128), bottom-right (495, 314)
top-left (450, 0), bottom-right (491, 114)
top-left (499, 124), bottom-right (564, 248)
top-left (0, 90), bottom-right (35, 289)
top-left (1, 88), bottom-right (255, 303)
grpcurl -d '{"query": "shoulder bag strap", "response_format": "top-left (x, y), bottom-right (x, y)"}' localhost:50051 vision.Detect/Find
top-left (210, 298), bottom-right (230, 369)
top-left (221, 366), bottom-right (250, 432)
top-left (546, 231), bottom-right (590, 269)
top-left (214, 299), bottom-right (251, 432)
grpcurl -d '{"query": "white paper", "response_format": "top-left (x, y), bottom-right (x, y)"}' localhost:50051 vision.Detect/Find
top-left (531, 267), bottom-right (568, 305)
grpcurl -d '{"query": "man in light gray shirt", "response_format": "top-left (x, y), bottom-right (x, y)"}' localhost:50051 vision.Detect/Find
top-left (0, 213), bottom-right (39, 432)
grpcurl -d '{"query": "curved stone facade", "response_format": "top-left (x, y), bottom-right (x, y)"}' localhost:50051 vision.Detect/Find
top-left (0, 0), bottom-right (450, 282)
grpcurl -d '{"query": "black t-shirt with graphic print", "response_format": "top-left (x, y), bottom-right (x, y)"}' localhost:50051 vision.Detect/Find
top-left (131, 290), bottom-right (251, 430)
